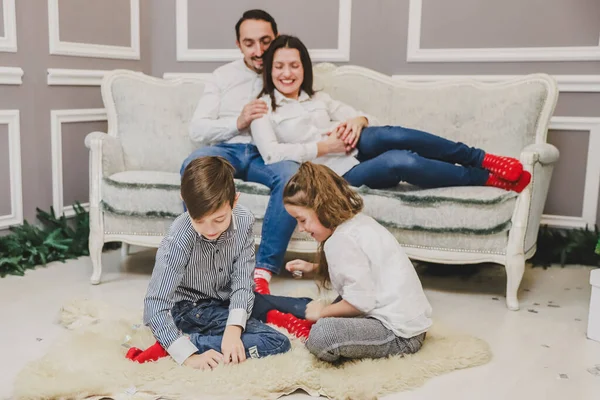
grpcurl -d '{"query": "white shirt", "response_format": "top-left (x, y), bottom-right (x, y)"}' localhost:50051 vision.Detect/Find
top-left (324, 213), bottom-right (433, 338)
top-left (250, 90), bottom-right (379, 177)
top-left (189, 59), bottom-right (263, 145)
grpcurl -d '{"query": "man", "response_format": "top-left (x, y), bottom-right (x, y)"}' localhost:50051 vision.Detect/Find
top-left (181, 10), bottom-right (292, 295)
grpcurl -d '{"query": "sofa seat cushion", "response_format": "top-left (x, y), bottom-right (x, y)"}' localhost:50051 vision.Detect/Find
top-left (357, 184), bottom-right (517, 234)
top-left (102, 171), bottom-right (272, 218)
top-left (102, 171), bottom-right (516, 236)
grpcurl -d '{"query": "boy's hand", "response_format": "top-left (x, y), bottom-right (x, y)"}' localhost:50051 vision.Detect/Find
top-left (221, 325), bottom-right (246, 364)
top-left (183, 350), bottom-right (224, 370)
top-left (305, 300), bottom-right (326, 321)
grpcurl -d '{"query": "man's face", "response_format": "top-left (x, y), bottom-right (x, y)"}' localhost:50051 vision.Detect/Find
top-left (236, 19), bottom-right (276, 73)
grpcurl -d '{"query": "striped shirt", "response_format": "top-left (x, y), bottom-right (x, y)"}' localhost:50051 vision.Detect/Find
top-left (143, 204), bottom-right (256, 364)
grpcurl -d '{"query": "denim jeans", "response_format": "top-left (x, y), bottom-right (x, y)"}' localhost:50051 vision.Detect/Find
top-left (171, 294), bottom-right (312, 359)
top-left (343, 125), bottom-right (489, 189)
top-left (181, 143), bottom-right (299, 274)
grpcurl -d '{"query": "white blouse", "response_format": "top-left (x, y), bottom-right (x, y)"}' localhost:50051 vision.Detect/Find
top-left (250, 90), bottom-right (379, 176)
top-left (324, 213), bottom-right (433, 338)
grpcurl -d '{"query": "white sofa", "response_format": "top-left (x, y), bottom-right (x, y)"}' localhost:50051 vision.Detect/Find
top-left (85, 63), bottom-right (559, 310)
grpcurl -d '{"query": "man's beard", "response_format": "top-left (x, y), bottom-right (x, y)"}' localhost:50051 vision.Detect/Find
top-left (251, 57), bottom-right (263, 73)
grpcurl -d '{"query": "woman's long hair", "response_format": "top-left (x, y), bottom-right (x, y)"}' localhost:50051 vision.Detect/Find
top-left (259, 35), bottom-right (315, 111)
top-left (283, 162), bottom-right (363, 288)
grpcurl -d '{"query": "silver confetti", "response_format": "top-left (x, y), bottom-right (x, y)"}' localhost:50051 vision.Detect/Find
top-left (292, 270), bottom-right (303, 278)
top-left (587, 367), bottom-right (600, 377)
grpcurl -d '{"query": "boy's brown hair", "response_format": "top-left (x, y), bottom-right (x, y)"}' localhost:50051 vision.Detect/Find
top-left (283, 162), bottom-right (363, 288)
top-left (181, 157), bottom-right (236, 220)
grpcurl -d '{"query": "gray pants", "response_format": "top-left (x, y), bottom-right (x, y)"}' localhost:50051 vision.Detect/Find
top-left (306, 317), bottom-right (426, 362)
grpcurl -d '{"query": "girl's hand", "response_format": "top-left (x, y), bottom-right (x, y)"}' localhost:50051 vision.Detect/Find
top-left (285, 259), bottom-right (317, 278)
top-left (305, 300), bottom-right (326, 321)
top-left (335, 116), bottom-right (368, 150)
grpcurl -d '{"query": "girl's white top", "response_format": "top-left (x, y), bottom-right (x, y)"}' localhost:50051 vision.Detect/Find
top-left (324, 213), bottom-right (433, 338)
top-left (250, 90), bottom-right (379, 177)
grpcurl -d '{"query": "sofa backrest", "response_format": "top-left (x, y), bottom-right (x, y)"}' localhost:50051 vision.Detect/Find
top-left (102, 71), bottom-right (208, 172)
top-left (314, 64), bottom-right (557, 158)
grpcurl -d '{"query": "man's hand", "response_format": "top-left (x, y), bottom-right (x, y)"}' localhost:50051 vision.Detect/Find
top-left (285, 259), bottom-right (317, 278)
top-left (221, 325), bottom-right (246, 365)
top-left (305, 300), bottom-right (326, 322)
top-left (237, 99), bottom-right (268, 131)
top-left (334, 116), bottom-right (368, 150)
top-left (183, 350), bottom-right (224, 370)
top-left (318, 134), bottom-right (347, 156)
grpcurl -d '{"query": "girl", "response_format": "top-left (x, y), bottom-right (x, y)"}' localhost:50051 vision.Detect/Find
top-left (250, 35), bottom-right (531, 193)
top-left (283, 162), bottom-right (432, 362)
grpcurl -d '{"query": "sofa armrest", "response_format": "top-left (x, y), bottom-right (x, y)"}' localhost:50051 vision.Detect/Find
top-left (518, 142), bottom-right (560, 254)
top-left (85, 131), bottom-right (125, 178)
top-left (520, 143), bottom-right (559, 166)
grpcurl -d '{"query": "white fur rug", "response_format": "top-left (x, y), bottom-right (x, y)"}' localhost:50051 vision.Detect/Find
top-left (13, 299), bottom-right (492, 400)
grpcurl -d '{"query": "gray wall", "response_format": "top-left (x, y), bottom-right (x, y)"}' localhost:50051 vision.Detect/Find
top-left (0, 0), bottom-right (151, 227)
top-left (1, 0), bottom-right (599, 230)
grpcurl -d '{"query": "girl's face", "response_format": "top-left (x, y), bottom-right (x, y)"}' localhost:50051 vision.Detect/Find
top-left (272, 47), bottom-right (304, 99)
top-left (285, 204), bottom-right (333, 243)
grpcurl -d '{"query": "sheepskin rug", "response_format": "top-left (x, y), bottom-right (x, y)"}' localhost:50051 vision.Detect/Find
top-left (12, 299), bottom-right (492, 400)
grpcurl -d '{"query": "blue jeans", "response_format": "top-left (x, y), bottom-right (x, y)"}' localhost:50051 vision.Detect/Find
top-left (171, 294), bottom-right (312, 359)
top-left (181, 144), bottom-right (299, 274)
top-left (343, 126), bottom-right (489, 189)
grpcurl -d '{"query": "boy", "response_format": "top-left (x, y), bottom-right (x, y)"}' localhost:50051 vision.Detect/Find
top-left (128, 157), bottom-right (312, 369)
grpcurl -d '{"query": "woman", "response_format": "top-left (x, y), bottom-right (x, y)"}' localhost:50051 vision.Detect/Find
top-left (250, 35), bottom-right (531, 192)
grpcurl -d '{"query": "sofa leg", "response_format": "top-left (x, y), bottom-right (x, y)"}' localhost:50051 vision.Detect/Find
top-left (121, 243), bottom-right (130, 259)
top-left (505, 252), bottom-right (525, 311)
top-left (89, 205), bottom-right (104, 285)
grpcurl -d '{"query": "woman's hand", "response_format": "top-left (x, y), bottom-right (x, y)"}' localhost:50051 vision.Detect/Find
top-left (285, 259), bottom-right (317, 278)
top-left (334, 116), bottom-right (368, 150)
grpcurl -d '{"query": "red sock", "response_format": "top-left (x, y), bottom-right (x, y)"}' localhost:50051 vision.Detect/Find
top-left (482, 153), bottom-right (523, 182)
top-left (125, 340), bottom-right (168, 363)
top-left (485, 171), bottom-right (531, 193)
top-left (254, 268), bottom-right (272, 295)
top-left (266, 310), bottom-right (314, 341)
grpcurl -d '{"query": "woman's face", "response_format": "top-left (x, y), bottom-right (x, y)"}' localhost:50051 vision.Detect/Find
top-left (272, 47), bottom-right (304, 99)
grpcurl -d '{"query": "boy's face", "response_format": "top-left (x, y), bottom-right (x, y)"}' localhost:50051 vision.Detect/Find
top-left (190, 195), bottom-right (239, 240)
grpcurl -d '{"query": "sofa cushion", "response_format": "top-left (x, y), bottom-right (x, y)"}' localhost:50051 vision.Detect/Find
top-left (109, 76), bottom-right (206, 172)
top-left (102, 171), bottom-right (516, 235)
top-left (318, 69), bottom-right (549, 158)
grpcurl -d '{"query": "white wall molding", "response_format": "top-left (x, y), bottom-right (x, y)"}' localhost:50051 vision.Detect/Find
top-left (47, 0), bottom-right (140, 60)
top-left (407, 0), bottom-right (600, 62)
top-left (0, 110), bottom-right (22, 229)
top-left (0, 66), bottom-right (23, 85)
top-left (175, 0), bottom-right (352, 62)
top-left (0, 0), bottom-right (17, 52)
top-left (392, 74), bottom-right (600, 93)
top-left (51, 109), bottom-right (107, 217)
top-left (162, 72), bottom-right (212, 81)
top-left (540, 116), bottom-right (600, 229)
top-left (47, 68), bottom-right (110, 86)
